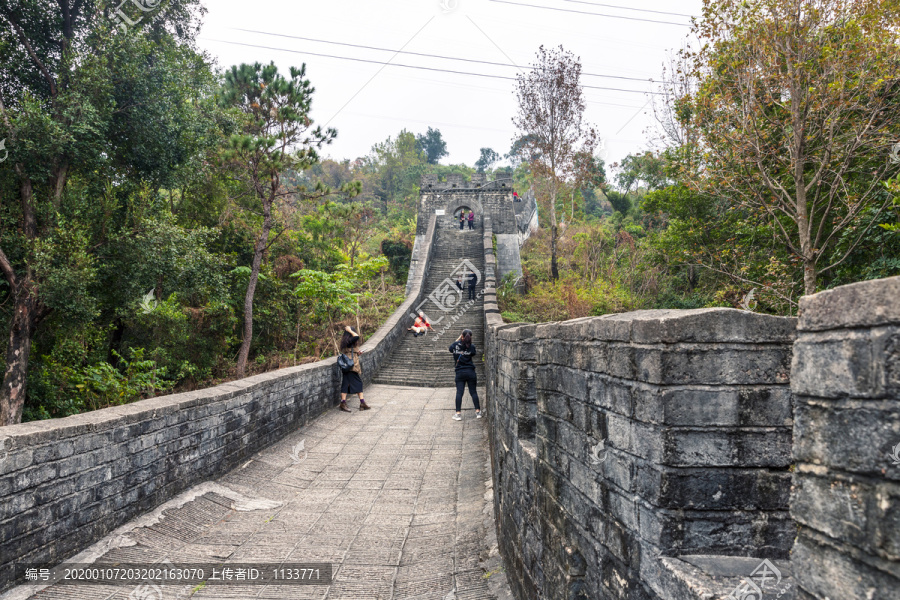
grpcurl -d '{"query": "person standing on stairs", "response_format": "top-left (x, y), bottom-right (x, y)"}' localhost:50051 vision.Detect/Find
top-left (459, 211), bottom-right (466, 230)
top-left (449, 329), bottom-right (481, 420)
top-left (467, 210), bottom-right (475, 230)
top-left (339, 326), bottom-right (370, 412)
top-left (467, 271), bottom-right (478, 301)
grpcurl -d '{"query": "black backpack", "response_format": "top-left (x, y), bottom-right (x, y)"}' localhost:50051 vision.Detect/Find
top-left (337, 351), bottom-right (354, 373)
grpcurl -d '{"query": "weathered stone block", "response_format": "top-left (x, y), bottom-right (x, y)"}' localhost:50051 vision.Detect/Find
top-left (638, 465), bottom-right (791, 511)
top-left (792, 328), bottom-right (900, 399)
top-left (636, 345), bottom-right (792, 386)
top-left (589, 375), bottom-right (634, 418)
top-left (792, 398), bottom-right (900, 476)
top-left (792, 529), bottom-right (900, 600)
top-left (798, 275), bottom-right (900, 332)
top-left (666, 428), bottom-right (792, 468)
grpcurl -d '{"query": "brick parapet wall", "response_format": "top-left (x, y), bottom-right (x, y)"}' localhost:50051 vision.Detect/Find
top-left (0, 215), bottom-right (439, 593)
top-left (790, 276), bottom-right (900, 599)
top-left (484, 295), bottom-right (798, 599)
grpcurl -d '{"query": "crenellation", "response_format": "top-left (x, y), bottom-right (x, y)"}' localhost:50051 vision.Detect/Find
top-left (483, 197), bottom-right (899, 599)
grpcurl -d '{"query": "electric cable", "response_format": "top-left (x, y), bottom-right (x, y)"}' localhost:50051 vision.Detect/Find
top-left (230, 28), bottom-right (665, 84)
top-left (487, 0), bottom-right (691, 26)
top-left (202, 38), bottom-right (664, 95)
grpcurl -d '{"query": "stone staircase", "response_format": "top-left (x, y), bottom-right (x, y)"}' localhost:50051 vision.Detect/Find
top-left (372, 217), bottom-right (487, 388)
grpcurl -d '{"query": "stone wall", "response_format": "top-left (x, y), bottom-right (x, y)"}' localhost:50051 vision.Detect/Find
top-left (417, 174), bottom-right (518, 236)
top-left (514, 188), bottom-right (539, 246)
top-left (485, 311), bottom-right (797, 599)
top-left (790, 277), bottom-right (900, 599)
top-left (0, 215), bottom-right (438, 593)
top-left (483, 260), bottom-right (900, 599)
top-left (481, 217), bottom-right (799, 599)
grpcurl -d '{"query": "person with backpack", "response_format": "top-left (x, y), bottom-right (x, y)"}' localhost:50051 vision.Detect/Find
top-left (338, 326), bottom-right (370, 412)
top-left (449, 329), bottom-right (481, 421)
top-left (467, 210), bottom-right (475, 230)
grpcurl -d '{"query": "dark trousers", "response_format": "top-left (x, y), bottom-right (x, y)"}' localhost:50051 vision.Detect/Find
top-left (455, 370), bottom-right (480, 412)
top-left (468, 220), bottom-right (474, 230)
top-left (468, 286), bottom-right (476, 300)
top-left (460, 220), bottom-right (464, 230)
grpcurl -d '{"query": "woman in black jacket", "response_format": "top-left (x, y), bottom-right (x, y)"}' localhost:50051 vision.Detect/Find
top-left (448, 329), bottom-right (481, 421)
top-left (339, 326), bottom-right (370, 412)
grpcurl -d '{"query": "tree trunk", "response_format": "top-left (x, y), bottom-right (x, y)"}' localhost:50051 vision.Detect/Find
top-left (236, 203), bottom-right (274, 378)
top-left (0, 288), bottom-right (42, 425)
top-left (0, 175), bottom-right (46, 425)
top-left (550, 184), bottom-right (559, 281)
top-left (802, 258), bottom-right (817, 297)
top-left (551, 225), bottom-right (559, 280)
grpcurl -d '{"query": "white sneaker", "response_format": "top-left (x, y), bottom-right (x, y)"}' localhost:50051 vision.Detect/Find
top-left (453, 414), bottom-right (462, 421)
top-left (476, 412), bottom-right (482, 419)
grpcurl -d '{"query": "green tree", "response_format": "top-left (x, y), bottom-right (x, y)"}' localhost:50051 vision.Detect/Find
top-left (415, 127), bottom-right (449, 164)
top-left (475, 148), bottom-right (500, 173)
top-left (218, 61), bottom-right (340, 378)
top-left (514, 45), bottom-right (598, 280)
top-left (292, 269), bottom-right (359, 351)
top-left (0, 0), bottom-right (208, 425)
top-left (614, 152), bottom-right (668, 195)
top-left (370, 129), bottom-right (426, 215)
top-left (325, 201), bottom-right (375, 267)
top-left (684, 0), bottom-right (900, 295)
top-left (570, 150), bottom-right (607, 219)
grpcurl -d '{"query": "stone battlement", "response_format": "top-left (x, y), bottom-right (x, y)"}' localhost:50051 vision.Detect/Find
top-left (478, 214), bottom-right (900, 600)
top-left (420, 172), bottom-right (515, 191)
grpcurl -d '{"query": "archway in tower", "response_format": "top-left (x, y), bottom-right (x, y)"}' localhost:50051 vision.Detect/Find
top-left (453, 206), bottom-right (472, 220)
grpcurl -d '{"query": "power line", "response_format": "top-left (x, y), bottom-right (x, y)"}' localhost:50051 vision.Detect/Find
top-left (559, 0), bottom-right (694, 18)
top-left (202, 38), bottom-right (664, 95)
top-left (231, 28), bottom-right (661, 84)
top-left (344, 67), bottom-right (647, 108)
top-left (487, 0), bottom-right (691, 26)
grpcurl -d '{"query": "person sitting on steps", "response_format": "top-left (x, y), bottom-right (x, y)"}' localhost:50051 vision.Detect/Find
top-left (339, 326), bottom-right (370, 412)
top-left (408, 311), bottom-right (432, 337)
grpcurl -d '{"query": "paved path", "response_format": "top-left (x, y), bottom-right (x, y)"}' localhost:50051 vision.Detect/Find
top-left (14, 385), bottom-right (510, 600)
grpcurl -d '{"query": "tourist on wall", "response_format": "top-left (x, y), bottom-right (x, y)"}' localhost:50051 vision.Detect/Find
top-left (468, 210), bottom-right (475, 230)
top-left (459, 212), bottom-right (465, 230)
top-left (468, 272), bottom-right (478, 300)
top-left (408, 311), bottom-right (432, 337)
top-left (339, 326), bottom-right (370, 412)
top-left (449, 329), bottom-right (481, 420)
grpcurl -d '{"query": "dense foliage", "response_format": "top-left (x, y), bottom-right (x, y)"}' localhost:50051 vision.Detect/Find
top-left (0, 2), bottom-right (454, 423)
top-left (500, 1), bottom-right (900, 323)
top-left (4, 0), bottom-right (899, 422)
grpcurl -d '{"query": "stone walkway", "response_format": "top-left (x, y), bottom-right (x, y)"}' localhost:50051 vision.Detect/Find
top-left (10, 385), bottom-right (509, 600)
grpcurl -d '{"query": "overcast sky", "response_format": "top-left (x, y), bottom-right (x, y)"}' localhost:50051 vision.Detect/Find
top-left (197, 0), bottom-right (704, 169)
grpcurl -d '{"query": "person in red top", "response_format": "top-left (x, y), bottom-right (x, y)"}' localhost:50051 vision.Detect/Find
top-left (408, 311), bottom-right (432, 337)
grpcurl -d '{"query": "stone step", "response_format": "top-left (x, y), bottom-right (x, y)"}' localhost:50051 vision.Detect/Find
top-left (375, 224), bottom-right (488, 389)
